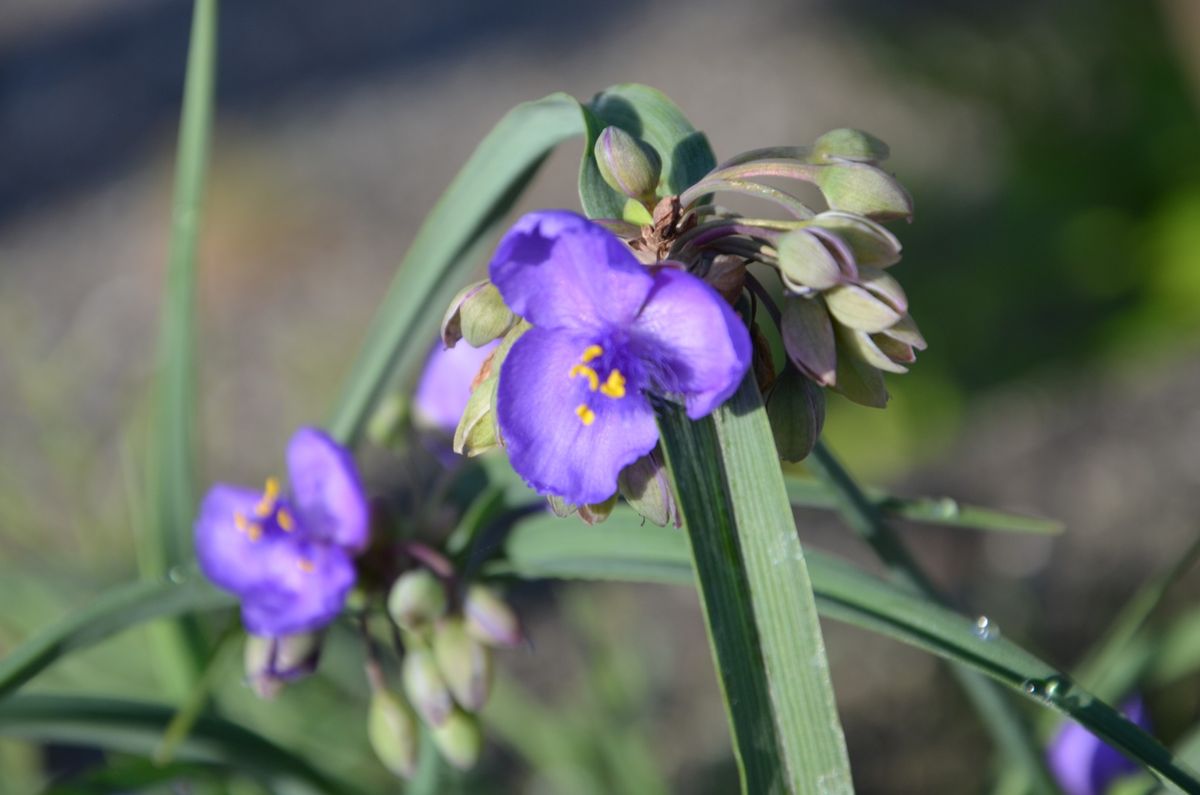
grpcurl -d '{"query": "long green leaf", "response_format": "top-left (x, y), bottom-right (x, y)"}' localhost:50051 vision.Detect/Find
top-left (657, 376), bottom-right (853, 795)
top-left (144, 0), bottom-right (220, 693)
top-left (0, 574), bottom-right (233, 701)
top-left (498, 510), bottom-right (1200, 793)
top-left (0, 695), bottom-right (361, 795)
top-left (325, 93), bottom-right (586, 445)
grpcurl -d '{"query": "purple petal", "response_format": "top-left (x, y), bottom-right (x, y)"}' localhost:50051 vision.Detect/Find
top-left (286, 427), bottom-right (368, 551)
top-left (240, 540), bottom-right (357, 636)
top-left (195, 484), bottom-right (273, 596)
top-left (1047, 696), bottom-right (1147, 795)
top-left (630, 267), bottom-right (752, 419)
top-left (496, 327), bottom-right (659, 504)
top-left (489, 211), bottom-right (652, 332)
top-left (414, 340), bottom-right (499, 434)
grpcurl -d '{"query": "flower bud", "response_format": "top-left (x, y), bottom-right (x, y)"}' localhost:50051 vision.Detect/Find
top-left (812, 128), bottom-right (890, 164)
top-left (433, 617), bottom-right (493, 711)
top-left (813, 162), bottom-right (913, 222)
top-left (594, 126), bottom-right (662, 201)
top-left (244, 632), bottom-right (322, 700)
top-left (431, 709), bottom-right (483, 770)
top-left (546, 494), bottom-right (577, 517)
top-left (618, 449), bottom-right (681, 528)
top-left (441, 280), bottom-right (515, 349)
top-left (767, 367), bottom-right (826, 462)
top-left (832, 326), bottom-right (889, 408)
top-left (387, 569), bottom-right (448, 632)
top-left (811, 212), bottom-right (901, 268)
top-left (781, 296), bottom-right (837, 387)
top-left (823, 283), bottom-right (902, 334)
top-left (778, 229), bottom-right (845, 291)
top-left (577, 493), bottom-right (618, 526)
top-left (464, 584), bottom-right (524, 648)
top-left (402, 648), bottom-right (453, 727)
top-left (368, 687), bottom-right (420, 779)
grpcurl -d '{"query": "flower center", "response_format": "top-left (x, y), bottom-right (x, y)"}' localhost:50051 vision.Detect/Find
top-left (234, 476), bottom-right (297, 543)
top-left (567, 344), bottom-right (627, 426)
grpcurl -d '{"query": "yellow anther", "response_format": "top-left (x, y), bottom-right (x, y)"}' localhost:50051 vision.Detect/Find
top-left (277, 507), bottom-right (296, 532)
top-left (575, 404), bottom-right (596, 426)
top-left (599, 369), bottom-right (627, 399)
top-left (235, 511), bottom-right (263, 541)
top-left (254, 476), bottom-right (281, 517)
top-left (246, 522), bottom-right (263, 542)
top-left (297, 558), bottom-right (316, 573)
top-left (568, 363), bottom-right (600, 391)
top-left (581, 344), bottom-right (604, 363)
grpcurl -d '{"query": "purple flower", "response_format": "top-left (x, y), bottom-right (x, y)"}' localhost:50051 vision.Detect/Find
top-left (195, 427), bottom-right (368, 636)
top-left (414, 340), bottom-right (499, 435)
top-left (1047, 696), bottom-right (1148, 795)
top-left (489, 210), bottom-right (752, 504)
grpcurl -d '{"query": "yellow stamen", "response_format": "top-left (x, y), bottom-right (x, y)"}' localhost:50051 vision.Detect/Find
top-left (575, 404), bottom-right (596, 426)
top-left (599, 369), bottom-right (626, 399)
top-left (246, 522), bottom-right (263, 542)
top-left (297, 558), bottom-right (316, 573)
top-left (254, 476), bottom-right (281, 518)
top-left (277, 507), bottom-right (295, 532)
top-left (581, 344), bottom-right (604, 363)
top-left (568, 363), bottom-right (600, 391)
top-left (234, 511), bottom-right (249, 533)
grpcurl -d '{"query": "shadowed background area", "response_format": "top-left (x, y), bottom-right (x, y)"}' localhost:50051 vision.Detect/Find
top-left (3, 0), bottom-right (1200, 792)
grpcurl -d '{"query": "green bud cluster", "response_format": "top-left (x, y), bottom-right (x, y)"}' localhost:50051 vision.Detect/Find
top-left (368, 570), bottom-right (524, 778)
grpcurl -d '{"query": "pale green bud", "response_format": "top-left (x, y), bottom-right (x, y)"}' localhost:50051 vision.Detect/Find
top-left (387, 569), bottom-right (448, 632)
top-left (811, 211), bottom-right (902, 268)
top-left (814, 162), bottom-right (913, 222)
top-left (812, 128), bottom-right (891, 164)
top-left (433, 617), bottom-right (493, 712)
top-left (594, 126), bottom-right (662, 201)
top-left (778, 229), bottom-right (844, 291)
top-left (402, 648), bottom-right (453, 726)
top-left (618, 450), bottom-right (681, 528)
top-left (464, 584), bottom-right (523, 648)
top-left (431, 709), bottom-right (483, 770)
top-left (832, 326), bottom-right (889, 408)
top-left (767, 368), bottom-right (826, 462)
top-left (368, 688), bottom-right (420, 779)
top-left (441, 280), bottom-right (515, 349)
top-left (824, 283), bottom-right (902, 334)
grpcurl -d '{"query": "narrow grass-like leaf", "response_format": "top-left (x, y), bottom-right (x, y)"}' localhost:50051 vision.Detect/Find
top-left (657, 375), bottom-right (853, 795)
top-left (325, 94), bottom-right (586, 446)
top-left (0, 574), bottom-right (233, 701)
top-left (143, 0), bottom-right (220, 693)
top-left (785, 474), bottom-right (1062, 535)
top-left (498, 509), bottom-right (1200, 792)
top-left (0, 695), bottom-right (362, 795)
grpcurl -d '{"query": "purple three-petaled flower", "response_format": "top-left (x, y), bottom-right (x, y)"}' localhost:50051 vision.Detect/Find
top-left (195, 427), bottom-right (368, 636)
top-left (414, 339), bottom-right (499, 435)
top-left (1047, 695), bottom-right (1148, 795)
top-left (489, 210), bottom-right (752, 505)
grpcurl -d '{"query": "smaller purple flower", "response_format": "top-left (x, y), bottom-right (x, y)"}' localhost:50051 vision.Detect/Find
top-left (413, 340), bottom-right (499, 435)
top-left (489, 210), bottom-right (752, 504)
top-left (195, 427), bottom-right (368, 637)
top-left (1047, 696), bottom-right (1148, 795)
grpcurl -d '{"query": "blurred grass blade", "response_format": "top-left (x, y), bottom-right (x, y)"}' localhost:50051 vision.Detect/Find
top-left (0, 694), bottom-right (363, 795)
top-left (0, 574), bottom-right (232, 701)
top-left (785, 474), bottom-right (1062, 535)
top-left (498, 509), bottom-right (1200, 793)
top-left (143, 0), bottom-right (220, 692)
top-left (325, 93), bottom-right (586, 446)
top-left (657, 376), bottom-right (854, 794)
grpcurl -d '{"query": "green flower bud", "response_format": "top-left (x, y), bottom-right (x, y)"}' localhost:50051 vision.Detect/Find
top-left (618, 449), bottom-right (681, 528)
top-left (578, 493), bottom-right (618, 526)
top-left (880, 313), bottom-right (927, 351)
top-left (440, 280), bottom-right (515, 349)
top-left (594, 126), bottom-right (662, 201)
top-left (452, 323), bottom-right (525, 457)
top-left (781, 296), bottom-right (837, 387)
top-left (810, 211), bottom-right (902, 268)
top-left (433, 617), bottom-right (493, 712)
top-left (402, 648), bottom-right (453, 726)
top-left (832, 326), bottom-right (889, 408)
top-left (244, 632), bottom-right (322, 700)
top-left (814, 162), bottom-right (912, 222)
top-left (464, 584), bottom-right (524, 648)
top-left (824, 283), bottom-right (902, 334)
top-left (387, 569), bottom-right (448, 632)
top-left (812, 128), bottom-right (891, 164)
top-left (767, 367), bottom-right (826, 462)
top-left (368, 688), bottom-right (420, 779)
top-left (857, 266), bottom-right (908, 313)
top-left (778, 229), bottom-right (844, 291)
top-left (431, 709), bottom-right (483, 770)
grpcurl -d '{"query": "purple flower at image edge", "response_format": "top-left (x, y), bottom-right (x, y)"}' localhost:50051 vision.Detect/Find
top-left (489, 210), bottom-right (752, 505)
top-left (414, 339), bottom-right (499, 435)
top-left (1047, 696), bottom-right (1149, 795)
top-left (195, 427), bottom-right (368, 637)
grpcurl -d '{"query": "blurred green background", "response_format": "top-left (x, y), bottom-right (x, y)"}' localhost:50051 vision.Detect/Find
top-left (3, 0), bottom-right (1200, 792)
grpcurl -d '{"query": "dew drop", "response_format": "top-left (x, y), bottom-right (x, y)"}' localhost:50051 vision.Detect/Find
top-left (974, 615), bottom-right (1000, 641)
top-left (167, 566), bottom-right (188, 584)
top-left (934, 497), bottom-right (960, 519)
